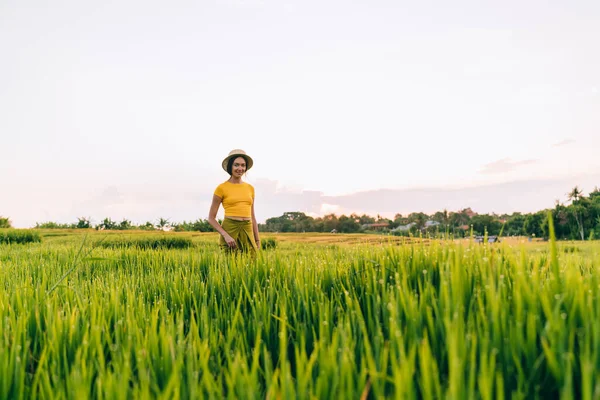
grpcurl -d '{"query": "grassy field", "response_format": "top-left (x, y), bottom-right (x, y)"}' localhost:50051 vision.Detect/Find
top-left (1, 229), bottom-right (599, 399)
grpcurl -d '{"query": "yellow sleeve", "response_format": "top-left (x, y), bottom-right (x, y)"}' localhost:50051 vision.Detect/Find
top-left (251, 184), bottom-right (255, 199)
top-left (214, 184), bottom-right (225, 198)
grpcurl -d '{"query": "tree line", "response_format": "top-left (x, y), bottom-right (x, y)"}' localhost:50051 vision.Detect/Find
top-left (259, 186), bottom-right (600, 240)
top-left (0, 217), bottom-right (217, 233)
top-left (1, 186), bottom-right (599, 240)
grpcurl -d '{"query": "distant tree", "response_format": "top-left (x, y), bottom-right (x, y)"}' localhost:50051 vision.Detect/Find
top-left (449, 209), bottom-right (470, 228)
top-left (172, 219), bottom-right (215, 232)
top-left (338, 215), bottom-right (361, 233)
top-left (432, 210), bottom-right (448, 224)
top-left (118, 219), bottom-right (133, 230)
top-left (407, 212), bottom-right (428, 230)
top-left (282, 212), bottom-right (306, 221)
top-left (376, 214), bottom-right (390, 223)
top-left (358, 214), bottom-right (376, 225)
top-left (471, 214), bottom-right (502, 236)
top-left (432, 209), bottom-right (450, 233)
top-left (322, 214), bottom-right (339, 233)
top-left (76, 217), bottom-right (91, 229)
top-left (568, 186), bottom-right (585, 240)
top-left (98, 218), bottom-right (117, 230)
top-left (34, 221), bottom-right (72, 229)
top-left (505, 213), bottom-right (526, 236)
top-left (139, 221), bottom-right (156, 231)
top-left (156, 218), bottom-right (171, 230)
top-left (524, 211), bottom-right (545, 238)
top-left (393, 213), bottom-right (409, 227)
top-left (551, 202), bottom-right (570, 239)
top-left (0, 216), bottom-right (12, 228)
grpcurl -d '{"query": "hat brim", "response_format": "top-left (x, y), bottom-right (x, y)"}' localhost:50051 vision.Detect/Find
top-left (222, 154), bottom-right (253, 173)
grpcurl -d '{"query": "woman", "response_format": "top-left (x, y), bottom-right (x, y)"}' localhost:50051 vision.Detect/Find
top-left (208, 149), bottom-right (260, 253)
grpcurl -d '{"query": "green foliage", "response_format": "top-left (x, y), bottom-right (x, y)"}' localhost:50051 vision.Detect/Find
top-left (562, 245), bottom-right (580, 253)
top-left (32, 218), bottom-right (215, 232)
top-left (76, 217), bottom-right (91, 229)
top-left (118, 219), bottom-right (133, 230)
top-left (99, 235), bottom-right (193, 249)
top-left (156, 217), bottom-right (170, 230)
top-left (504, 212), bottom-right (525, 236)
top-left (138, 221), bottom-right (157, 231)
top-left (524, 211), bottom-right (545, 238)
top-left (470, 214), bottom-right (503, 236)
top-left (172, 219), bottom-right (215, 232)
top-left (34, 219), bottom-right (90, 229)
top-left (260, 237), bottom-right (277, 250)
top-left (256, 186), bottom-right (600, 241)
top-left (35, 221), bottom-right (74, 229)
top-left (263, 212), bottom-right (315, 232)
top-left (95, 218), bottom-right (134, 231)
top-left (0, 229), bottom-right (42, 244)
top-left (97, 218), bottom-right (118, 230)
top-left (0, 216), bottom-right (12, 228)
top-left (2, 231), bottom-right (600, 397)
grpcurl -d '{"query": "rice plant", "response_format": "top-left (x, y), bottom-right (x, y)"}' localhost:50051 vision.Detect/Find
top-left (99, 236), bottom-right (194, 250)
top-left (1, 229), bottom-right (599, 398)
top-left (0, 229), bottom-right (42, 244)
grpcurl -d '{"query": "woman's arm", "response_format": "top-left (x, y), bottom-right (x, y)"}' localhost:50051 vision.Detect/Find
top-left (251, 202), bottom-right (260, 247)
top-left (208, 195), bottom-right (236, 247)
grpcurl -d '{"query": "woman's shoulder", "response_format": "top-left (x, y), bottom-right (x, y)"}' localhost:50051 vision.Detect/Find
top-left (213, 181), bottom-right (230, 196)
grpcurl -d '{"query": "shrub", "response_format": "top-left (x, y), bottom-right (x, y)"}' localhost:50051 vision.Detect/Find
top-left (563, 245), bottom-right (580, 254)
top-left (0, 229), bottom-right (42, 244)
top-left (77, 217), bottom-right (91, 229)
top-left (0, 217), bottom-right (12, 229)
top-left (35, 221), bottom-right (74, 229)
top-left (100, 236), bottom-right (193, 250)
top-left (261, 237), bottom-right (277, 250)
top-left (138, 222), bottom-right (157, 231)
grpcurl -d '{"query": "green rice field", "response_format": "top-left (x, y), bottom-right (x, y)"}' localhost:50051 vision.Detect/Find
top-left (1, 228), bottom-right (600, 399)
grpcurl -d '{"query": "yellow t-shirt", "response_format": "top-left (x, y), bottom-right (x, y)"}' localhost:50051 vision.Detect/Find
top-left (214, 181), bottom-right (255, 218)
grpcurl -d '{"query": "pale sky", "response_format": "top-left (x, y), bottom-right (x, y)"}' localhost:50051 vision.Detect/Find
top-left (1, 0), bottom-right (599, 228)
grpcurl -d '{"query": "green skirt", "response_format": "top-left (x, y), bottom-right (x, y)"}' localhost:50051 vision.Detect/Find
top-left (219, 218), bottom-right (258, 253)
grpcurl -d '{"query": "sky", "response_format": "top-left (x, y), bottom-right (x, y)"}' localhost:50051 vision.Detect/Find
top-left (1, 0), bottom-right (599, 228)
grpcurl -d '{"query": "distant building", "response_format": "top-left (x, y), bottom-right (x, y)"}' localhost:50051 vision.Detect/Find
top-left (474, 235), bottom-right (500, 244)
top-left (392, 222), bottom-right (416, 232)
top-left (361, 222), bottom-right (390, 230)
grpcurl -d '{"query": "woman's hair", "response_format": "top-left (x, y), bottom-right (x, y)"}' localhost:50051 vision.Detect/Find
top-left (227, 156), bottom-right (249, 176)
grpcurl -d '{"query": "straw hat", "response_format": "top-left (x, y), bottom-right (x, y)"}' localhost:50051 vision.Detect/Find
top-left (221, 149), bottom-right (254, 173)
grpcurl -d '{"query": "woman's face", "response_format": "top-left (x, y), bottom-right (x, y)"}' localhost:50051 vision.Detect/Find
top-left (231, 157), bottom-right (247, 178)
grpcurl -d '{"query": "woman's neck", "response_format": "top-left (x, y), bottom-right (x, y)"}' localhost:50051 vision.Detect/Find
top-left (228, 177), bottom-right (243, 184)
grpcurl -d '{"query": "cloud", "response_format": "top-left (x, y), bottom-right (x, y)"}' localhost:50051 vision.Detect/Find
top-left (552, 138), bottom-right (576, 147)
top-left (479, 158), bottom-right (537, 175)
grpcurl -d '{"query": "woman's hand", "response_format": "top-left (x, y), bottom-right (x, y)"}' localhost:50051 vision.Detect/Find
top-left (223, 233), bottom-right (237, 249)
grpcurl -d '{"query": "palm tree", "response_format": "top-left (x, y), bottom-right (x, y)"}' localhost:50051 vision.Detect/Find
top-left (567, 186), bottom-right (585, 240)
top-left (157, 217), bottom-right (171, 230)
